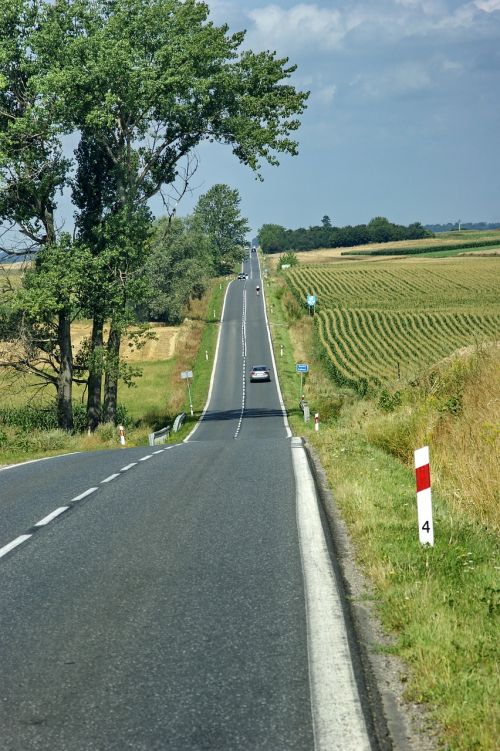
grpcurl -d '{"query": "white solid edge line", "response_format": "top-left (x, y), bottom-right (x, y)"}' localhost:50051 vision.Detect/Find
top-left (184, 279), bottom-right (232, 442)
top-left (35, 507), bottom-right (69, 527)
top-left (101, 473), bottom-right (120, 484)
top-left (0, 452), bottom-right (81, 473)
top-left (0, 534), bottom-right (32, 559)
top-left (291, 443), bottom-right (371, 751)
top-left (259, 253), bottom-right (292, 438)
top-left (71, 487), bottom-right (98, 502)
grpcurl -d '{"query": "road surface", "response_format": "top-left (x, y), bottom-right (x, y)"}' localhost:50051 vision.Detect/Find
top-left (0, 253), bottom-right (381, 750)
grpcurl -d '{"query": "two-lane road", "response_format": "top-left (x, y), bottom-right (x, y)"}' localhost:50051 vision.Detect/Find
top-left (0, 252), bottom-right (380, 750)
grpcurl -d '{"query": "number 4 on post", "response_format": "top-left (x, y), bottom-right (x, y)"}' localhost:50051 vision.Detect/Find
top-left (414, 446), bottom-right (434, 546)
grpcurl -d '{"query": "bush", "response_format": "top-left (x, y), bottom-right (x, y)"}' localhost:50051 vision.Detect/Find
top-left (278, 251), bottom-right (298, 269)
top-left (0, 402), bottom-right (130, 433)
top-left (378, 389), bottom-right (402, 413)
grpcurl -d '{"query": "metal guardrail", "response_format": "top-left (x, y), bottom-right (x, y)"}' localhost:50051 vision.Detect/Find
top-left (148, 426), bottom-right (171, 446)
top-left (172, 412), bottom-right (186, 433)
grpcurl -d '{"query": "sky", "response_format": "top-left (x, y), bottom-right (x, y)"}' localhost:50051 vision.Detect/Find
top-left (155, 0), bottom-right (500, 235)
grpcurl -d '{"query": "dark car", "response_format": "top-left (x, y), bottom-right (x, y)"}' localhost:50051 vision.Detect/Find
top-left (250, 365), bottom-right (271, 382)
top-left (251, 247), bottom-right (256, 252)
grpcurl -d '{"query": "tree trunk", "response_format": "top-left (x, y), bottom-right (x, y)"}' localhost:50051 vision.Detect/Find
top-left (57, 309), bottom-right (74, 431)
top-left (86, 314), bottom-right (104, 432)
top-left (103, 322), bottom-right (121, 425)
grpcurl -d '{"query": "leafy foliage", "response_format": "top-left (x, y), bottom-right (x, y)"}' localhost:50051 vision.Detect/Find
top-left (145, 216), bottom-right (213, 323)
top-left (258, 217), bottom-right (431, 253)
top-left (194, 184), bottom-right (249, 274)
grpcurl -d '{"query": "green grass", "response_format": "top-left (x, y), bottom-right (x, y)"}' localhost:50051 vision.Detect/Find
top-left (264, 271), bottom-right (500, 751)
top-left (0, 278), bottom-right (230, 462)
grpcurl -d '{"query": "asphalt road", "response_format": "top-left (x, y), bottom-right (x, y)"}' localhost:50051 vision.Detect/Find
top-left (0, 253), bottom-right (376, 750)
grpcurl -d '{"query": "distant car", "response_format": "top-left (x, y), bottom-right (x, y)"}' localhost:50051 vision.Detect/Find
top-left (250, 365), bottom-right (271, 382)
top-left (251, 247), bottom-right (256, 252)
top-left (237, 272), bottom-right (247, 280)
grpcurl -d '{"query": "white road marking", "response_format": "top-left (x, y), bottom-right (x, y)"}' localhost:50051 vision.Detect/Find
top-left (0, 452), bottom-right (81, 473)
top-left (34, 507), bottom-right (69, 527)
top-left (0, 535), bottom-right (32, 559)
top-left (71, 487), bottom-right (98, 502)
top-left (291, 439), bottom-right (371, 751)
top-left (120, 463), bottom-right (137, 471)
top-left (139, 455), bottom-right (153, 461)
top-left (101, 473), bottom-right (120, 483)
top-left (152, 450), bottom-right (164, 454)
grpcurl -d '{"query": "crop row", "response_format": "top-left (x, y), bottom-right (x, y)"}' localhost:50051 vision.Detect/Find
top-left (286, 259), bottom-right (500, 311)
top-left (315, 308), bottom-right (500, 388)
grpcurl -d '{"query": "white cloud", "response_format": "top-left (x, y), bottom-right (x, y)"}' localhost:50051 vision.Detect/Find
top-left (441, 58), bottom-right (464, 72)
top-left (247, 3), bottom-right (364, 52)
top-left (314, 83), bottom-right (337, 106)
top-left (474, 0), bottom-right (500, 11)
top-left (353, 62), bottom-right (434, 98)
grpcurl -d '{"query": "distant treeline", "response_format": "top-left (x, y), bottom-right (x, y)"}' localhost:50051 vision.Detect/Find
top-left (257, 216), bottom-right (432, 253)
top-left (425, 222), bottom-right (500, 232)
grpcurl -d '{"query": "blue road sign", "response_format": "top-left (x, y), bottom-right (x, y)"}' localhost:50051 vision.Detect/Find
top-left (296, 363), bottom-right (309, 373)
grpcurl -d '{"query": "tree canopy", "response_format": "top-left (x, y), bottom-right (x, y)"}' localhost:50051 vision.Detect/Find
top-left (194, 184), bottom-right (249, 275)
top-left (0, 0), bottom-right (308, 429)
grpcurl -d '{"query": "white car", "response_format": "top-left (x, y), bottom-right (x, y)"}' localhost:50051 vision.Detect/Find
top-left (250, 365), bottom-right (271, 382)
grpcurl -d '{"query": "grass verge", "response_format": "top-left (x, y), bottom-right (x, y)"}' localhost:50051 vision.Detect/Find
top-left (263, 268), bottom-right (500, 751)
top-left (0, 278), bottom-right (229, 464)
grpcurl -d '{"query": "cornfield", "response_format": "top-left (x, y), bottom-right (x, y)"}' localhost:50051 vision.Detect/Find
top-left (285, 258), bottom-right (500, 389)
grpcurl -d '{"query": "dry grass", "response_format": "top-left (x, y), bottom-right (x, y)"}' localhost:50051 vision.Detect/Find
top-left (432, 348), bottom-right (500, 529)
top-left (70, 321), bottom-right (180, 362)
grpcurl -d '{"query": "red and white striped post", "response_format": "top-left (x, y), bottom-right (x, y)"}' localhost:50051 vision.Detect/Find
top-left (414, 446), bottom-right (434, 546)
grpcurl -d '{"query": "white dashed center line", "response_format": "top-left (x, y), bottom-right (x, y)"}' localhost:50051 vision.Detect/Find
top-left (101, 473), bottom-right (120, 484)
top-left (35, 507), bottom-right (69, 527)
top-left (0, 534), bottom-right (32, 559)
top-left (71, 487), bottom-right (98, 502)
top-left (0, 447), bottom-right (181, 563)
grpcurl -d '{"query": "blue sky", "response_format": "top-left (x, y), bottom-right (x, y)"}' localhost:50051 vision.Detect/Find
top-left (159, 0), bottom-right (500, 235)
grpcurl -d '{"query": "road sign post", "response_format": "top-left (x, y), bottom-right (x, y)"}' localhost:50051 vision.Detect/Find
top-left (181, 370), bottom-right (194, 416)
top-left (306, 294), bottom-right (317, 316)
top-left (296, 363), bottom-right (309, 399)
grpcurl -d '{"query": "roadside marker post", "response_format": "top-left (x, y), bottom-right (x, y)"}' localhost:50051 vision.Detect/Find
top-left (414, 446), bottom-right (434, 546)
top-left (314, 413), bottom-right (319, 432)
top-left (118, 424), bottom-right (126, 446)
top-left (181, 370), bottom-right (194, 416)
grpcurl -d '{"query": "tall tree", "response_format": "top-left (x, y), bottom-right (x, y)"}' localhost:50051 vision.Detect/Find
top-left (194, 184), bottom-right (249, 274)
top-left (1, 0), bottom-right (308, 430)
top-left (146, 216), bottom-right (213, 324)
top-left (0, 0), bottom-right (76, 429)
top-left (37, 0), bottom-right (308, 428)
